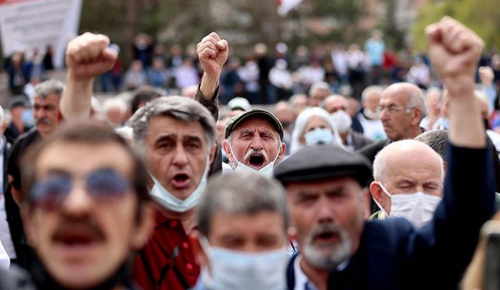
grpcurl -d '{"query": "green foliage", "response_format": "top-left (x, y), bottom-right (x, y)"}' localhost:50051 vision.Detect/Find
top-left (412, 0), bottom-right (500, 51)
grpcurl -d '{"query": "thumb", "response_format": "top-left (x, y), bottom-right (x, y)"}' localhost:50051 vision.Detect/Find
top-left (217, 40), bottom-right (229, 52)
top-left (102, 48), bottom-right (118, 64)
top-left (425, 24), bottom-right (442, 47)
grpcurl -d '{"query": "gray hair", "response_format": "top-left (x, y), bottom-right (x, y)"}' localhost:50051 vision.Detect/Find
top-left (309, 82), bottom-right (332, 97)
top-left (408, 90), bottom-right (426, 120)
top-left (361, 85), bottom-right (384, 101)
top-left (130, 96), bottom-right (216, 152)
top-left (35, 79), bottom-right (65, 100)
top-left (197, 171), bottom-right (289, 237)
top-left (415, 130), bottom-right (449, 161)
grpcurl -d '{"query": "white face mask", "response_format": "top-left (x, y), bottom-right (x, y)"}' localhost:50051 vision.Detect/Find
top-left (375, 183), bottom-right (442, 228)
top-left (229, 143), bottom-right (281, 178)
top-left (149, 155), bottom-right (210, 213)
top-left (200, 237), bottom-right (288, 290)
top-left (331, 110), bottom-right (352, 134)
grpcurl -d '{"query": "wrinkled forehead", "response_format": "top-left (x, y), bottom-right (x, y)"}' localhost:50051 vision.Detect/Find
top-left (232, 117), bottom-right (279, 137)
top-left (34, 93), bottom-right (60, 105)
top-left (380, 89), bottom-right (410, 106)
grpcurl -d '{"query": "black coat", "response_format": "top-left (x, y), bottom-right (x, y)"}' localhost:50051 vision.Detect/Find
top-left (287, 144), bottom-right (496, 290)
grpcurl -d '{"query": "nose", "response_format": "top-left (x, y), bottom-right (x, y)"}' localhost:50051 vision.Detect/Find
top-left (36, 108), bottom-right (47, 119)
top-left (317, 198), bottom-right (335, 224)
top-left (379, 108), bottom-right (390, 121)
top-left (250, 136), bottom-right (264, 151)
top-left (172, 146), bottom-right (189, 167)
top-left (61, 183), bottom-right (93, 218)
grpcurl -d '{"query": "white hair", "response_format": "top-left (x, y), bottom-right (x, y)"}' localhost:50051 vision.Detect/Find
top-left (290, 107), bottom-right (343, 154)
top-left (103, 98), bottom-right (128, 116)
top-left (309, 82), bottom-right (332, 97)
top-left (361, 85), bottom-right (384, 102)
top-left (408, 90), bottom-right (426, 120)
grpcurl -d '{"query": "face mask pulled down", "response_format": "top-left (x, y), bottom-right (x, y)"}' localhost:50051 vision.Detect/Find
top-left (229, 143), bottom-right (281, 178)
top-left (150, 155), bottom-right (210, 213)
top-left (200, 237), bottom-right (288, 290)
top-left (375, 183), bottom-right (442, 228)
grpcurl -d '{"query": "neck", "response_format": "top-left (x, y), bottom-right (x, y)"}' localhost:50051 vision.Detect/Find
top-left (340, 131), bottom-right (348, 145)
top-left (155, 203), bottom-right (197, 233)
top-left (399, 126), bottom-right (422, 141)
top-left (12, 119), bottom-right (24, 129)
top-left (300, 256), bottom-right (330, 290)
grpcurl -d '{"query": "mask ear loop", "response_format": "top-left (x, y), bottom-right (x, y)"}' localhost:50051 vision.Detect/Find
top-left (372, 182), bottom-right (392, 218)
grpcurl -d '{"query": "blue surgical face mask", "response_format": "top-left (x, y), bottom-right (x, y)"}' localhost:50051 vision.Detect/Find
top-left (228, 143), bottom-right (281, 178)
top-left (149, 155), bottom-right (210, 213)
top-left (200, 236), bottom-right (288, 290)
top-left (305, 128), bottom-right (334, 145)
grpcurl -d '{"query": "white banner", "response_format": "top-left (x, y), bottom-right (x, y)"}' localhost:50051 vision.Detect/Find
top-left (277, 0), bottom-right (304, 16)
top-left (0, 0), bottom-right (82, 68)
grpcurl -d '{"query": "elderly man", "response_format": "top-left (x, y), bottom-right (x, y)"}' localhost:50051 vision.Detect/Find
top-left (190, 171), bottom-right (290, 290)
top-left (358, 83), bottom-right (426, 163)
top-left (369, 140), bottom-right (444, 228)
top-left (222, 109), bottom-right (286, 177)
top-left (308, 82), bottom-right (332, 107)
top-left (0, 120), bottom-right (154, 290)
top-left (356, 86), bottom-right (386, 141)
top-left (274, 17), bottom-right (495, 290)
top-left (60, 32), bottom-right (229, 289)
top-left (102, 98), bottom-right (128, 128)
top-left (325, 95), bottom-right (373, 151)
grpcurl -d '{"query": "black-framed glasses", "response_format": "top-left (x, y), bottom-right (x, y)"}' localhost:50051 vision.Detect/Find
top-left (30, 168), bottom-right (131, 211)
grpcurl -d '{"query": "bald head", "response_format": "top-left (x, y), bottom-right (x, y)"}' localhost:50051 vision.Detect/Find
top-left (323, 95), bottom-right (348, 114)
top-left (380, 83), bottom-right (426, 141)
top-left (374, 140), bottom-right (444, 187)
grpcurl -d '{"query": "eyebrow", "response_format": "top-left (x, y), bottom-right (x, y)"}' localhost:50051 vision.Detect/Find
top-left (184, 135), bottom-right (203, 143)
top-left (154, 134), bottom-right (177, 144)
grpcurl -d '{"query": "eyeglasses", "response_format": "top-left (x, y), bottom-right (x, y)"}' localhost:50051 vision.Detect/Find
top-left (30, 168), bottom-right (131, 211)
top-left (378, 105), bottom-right (415, 115)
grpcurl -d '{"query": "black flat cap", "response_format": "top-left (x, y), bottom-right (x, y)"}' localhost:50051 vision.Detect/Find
top-left (9, 96), bottom-right (30, 109)
top-left (274, 144), bottom-right (372, 187)
top-left (225, 109), bottom-right (284, 140)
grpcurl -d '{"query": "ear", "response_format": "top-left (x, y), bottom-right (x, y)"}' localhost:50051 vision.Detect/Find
top-left (443, 161), bottom-right (448, 176)
top-left (222, 140), bottom-right (235, 164)
top-left (209, 145), bottom-right (216, 166)
top-left (189, 230), bottom-right (208, 267)
top-left (411, 109), bottom-right (422, 126)
top-left (20, 204), bottom-right (37, 248)
top-left (287, 227), bottom-right (297, 243)
top-left (132, 202), bottom-right (155, 250)
top-left (276, 141), bottom-right (286, 163)
top-left (362, 188), bottom-right (371, 220)
top-left (369, 182), bottom-right (384, 209)
top-left (299, 135), bottom-right (305, 145)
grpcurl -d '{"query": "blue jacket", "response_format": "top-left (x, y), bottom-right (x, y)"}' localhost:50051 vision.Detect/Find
top-left (287, 144), bottom-right (496, 290)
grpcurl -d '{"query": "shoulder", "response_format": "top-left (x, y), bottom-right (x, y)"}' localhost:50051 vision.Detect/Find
top-left (357, 139), bottom-right (390, 161)
top-left (0, 266), bottom-right (37, 290)
top-left (363, 219), bottom-right (414, 246)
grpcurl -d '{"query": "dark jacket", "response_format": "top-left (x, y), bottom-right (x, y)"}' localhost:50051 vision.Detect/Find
top-left (325, 143), bottom-right (495, 290)
top-left (350, 131), bottom-right (374, 152)
top-left (194, 86), bottom-right (222, 176)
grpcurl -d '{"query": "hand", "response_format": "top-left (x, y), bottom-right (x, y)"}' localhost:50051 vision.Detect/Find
top-left (65, 32), bottom-right (118, 80)
top-left (197, 32), bottom-right (229, 79)
top-left (479, 66), bottom-right (494, 86)
top-left (426, 17), bottom-right (484, 82)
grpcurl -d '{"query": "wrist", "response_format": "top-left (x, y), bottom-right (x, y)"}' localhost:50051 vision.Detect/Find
top-left (67, 69), bottom-right (95, 86)
top-left (443, 75), bottom-right (475, 96)
top-left (200, 73), bottom-right (220, 98)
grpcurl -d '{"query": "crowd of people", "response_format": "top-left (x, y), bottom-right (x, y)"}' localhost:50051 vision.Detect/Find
top-left (0, 16), bottom-right (497, 290)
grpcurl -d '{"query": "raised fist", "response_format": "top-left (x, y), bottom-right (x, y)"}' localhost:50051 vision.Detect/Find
top-left (65, 32), bottom-right (118, 80)
top-left (197, 32), bottom-right (229, 79)
top-left (426, 17), bottom-right (484, 81)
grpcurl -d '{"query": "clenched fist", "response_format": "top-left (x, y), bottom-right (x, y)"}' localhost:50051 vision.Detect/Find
top-left (197, 32), bottom-right (229, 79)
top-left (66, 32), bottom-right (118, 80)
top-left (426, 17), bottom-right (484, 81)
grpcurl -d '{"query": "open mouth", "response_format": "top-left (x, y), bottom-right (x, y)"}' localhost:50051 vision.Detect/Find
top-left (249, 154), bottom-right (265, 167)
top-left (314, 231), bottom-right (339, 245)
top-left (53, 231), bottom-right (101, 248)
top-left (171, 173), bottom-right (191, 189)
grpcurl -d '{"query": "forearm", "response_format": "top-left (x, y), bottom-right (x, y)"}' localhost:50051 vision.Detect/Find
top-left (199, 73), bottom-right (219, 100)
top-left (446, 77), bottom-right (486, 148)
top-left (61, 72), bottom-right (93, 121)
